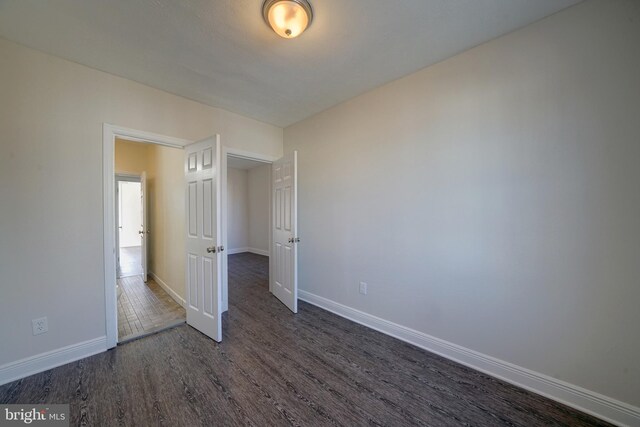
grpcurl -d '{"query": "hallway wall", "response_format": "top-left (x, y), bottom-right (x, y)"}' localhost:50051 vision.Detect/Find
top-left (227, 164), bottom-right (270, 256)
top-left (114, 138), bottom-right (185, 302)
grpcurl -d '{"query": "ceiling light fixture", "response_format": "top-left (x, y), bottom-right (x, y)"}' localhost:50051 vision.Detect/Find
top-left (262, 0), bottom-right (313, 39)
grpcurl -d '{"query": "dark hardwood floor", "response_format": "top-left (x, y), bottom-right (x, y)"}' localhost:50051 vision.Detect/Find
top-left (0, 253), bottom-right (610, 426)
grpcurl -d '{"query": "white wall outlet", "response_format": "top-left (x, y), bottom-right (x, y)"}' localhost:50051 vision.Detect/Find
top-left (359, 282), bottom-right (368, 295)
top-left (32, 317), bottom-right (48, 335)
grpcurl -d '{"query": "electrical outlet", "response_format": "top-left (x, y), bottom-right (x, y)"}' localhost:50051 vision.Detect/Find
top-left (32, 317), bottom-right (48, 335)
top-left (359, 282), bottom-right (368, 295)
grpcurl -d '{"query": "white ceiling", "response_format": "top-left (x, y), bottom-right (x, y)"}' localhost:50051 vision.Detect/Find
top-left (0, 0), bottom-right (581, 127)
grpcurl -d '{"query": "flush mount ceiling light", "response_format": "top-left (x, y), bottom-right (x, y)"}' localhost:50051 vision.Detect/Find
top-left (263, 0), bottom-right (313, 39)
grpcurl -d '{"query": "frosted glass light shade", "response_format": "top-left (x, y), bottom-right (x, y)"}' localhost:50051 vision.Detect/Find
top-left (263, 0), bottom-right (313, 39)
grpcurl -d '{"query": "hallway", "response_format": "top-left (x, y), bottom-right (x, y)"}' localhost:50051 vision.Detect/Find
top-left (117, 275), bottom-right (185, 342)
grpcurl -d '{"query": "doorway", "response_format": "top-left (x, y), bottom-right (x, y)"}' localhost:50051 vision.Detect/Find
top-left (113, 136), bottom-right (186, 342)
top-left (224, 155), bottom-right (272, 313)
top-left (104, 125), bottom-right (298, 347)
top-left (115, 176), bottom-right (143, 278)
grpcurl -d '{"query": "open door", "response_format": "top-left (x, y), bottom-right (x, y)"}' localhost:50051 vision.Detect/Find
top-left (184, 135), bottom-right (223, 342)
top-left (220, 146), bottom-right (228, 313)
top-left (140, 171), bottom-right (148, 282)
top-left (271, 151), bottom-right (298, 313)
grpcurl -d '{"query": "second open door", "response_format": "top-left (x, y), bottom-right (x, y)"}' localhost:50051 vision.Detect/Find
top-left (271, 151), bottom-right (299, 313)
top-left (184, 135), bottom-right (223, 342)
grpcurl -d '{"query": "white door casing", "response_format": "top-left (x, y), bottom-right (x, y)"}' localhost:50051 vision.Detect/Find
top-left (185, 135), bottom-right (223, 342)
top-left (271, 151), bottom-right (298, 313)
top-left (115, 180), bottom-right (121, 272)
top-left (104, 124), bottom-right (191, 349)
top-left (220, 146), bottom-right (228, 313)
top-left (140, 171), bottom-right (148, 282)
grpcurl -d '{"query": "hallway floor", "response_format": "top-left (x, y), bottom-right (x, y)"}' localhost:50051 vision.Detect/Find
top-left (117, 274), bottom-right (185, 341)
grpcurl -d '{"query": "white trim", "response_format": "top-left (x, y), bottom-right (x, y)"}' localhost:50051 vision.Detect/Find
top-left (226, 147), bottom-right (279, 163)
top-left (227, 247), bottom-right (250, 255)
top-left (248, 247), bottom-right (269, 257)
top-left (221, 146), bottom-right (229, 313)
top-left (115, 173), bottom-right (141, 182)
top-left (298, 290), bottom-right (640, 427)
top-left (106, 124), bottom-right (188, 149)
top-left (226, 247), bottom-right (270, 256)
top-left (103, 123), bottom-right (191, 348)
top-left (0, 337), bottom-right (107, 386)
top-left (149, 271), bottom-right (186, 307)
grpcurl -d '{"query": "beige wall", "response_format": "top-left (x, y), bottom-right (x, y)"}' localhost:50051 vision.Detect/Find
top-left (284, 0), bottom-right (640, 411)
top-left (115, 139), bottom-right (150, 175)
top-left (0, 37), bottom-right (282, 368)
top-left (227, 164), bottom-right (270, 254)
top-left (227, 168), bottom-right (249, 251)
top-left (146, 144), bottom-right (185, 300)
top-left (115, 138), bottom-right (186, 300)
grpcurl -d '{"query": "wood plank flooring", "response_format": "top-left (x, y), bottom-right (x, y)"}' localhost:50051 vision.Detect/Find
top-left (117, 275), bottom-right (185, 341)
top-left (0, 253), bottom-right (611, 426)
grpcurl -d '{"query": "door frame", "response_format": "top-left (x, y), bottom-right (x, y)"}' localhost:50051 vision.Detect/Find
top-left (221, 147), bottom-right (278, 312)
top-left (114, 173), bottom-right (142, 278)
top-left (103, 124), bottom-right (190, 348)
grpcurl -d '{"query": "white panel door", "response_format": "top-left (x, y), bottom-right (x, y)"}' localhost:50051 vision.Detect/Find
top-left (271, 151), bottom-right (298, 313)
top-left (185, 135), bottom-right (223, 342)
top-left (140, 171), bottom-right (148, 282)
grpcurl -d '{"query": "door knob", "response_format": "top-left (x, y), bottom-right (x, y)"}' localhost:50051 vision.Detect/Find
top-left (138, 230), bottom-right (144, 235)
top-left (207, 246), bottom-right (216, 253)
top-left (295, 237), bottom-right (300, 243)
top-left (218, 246), bottom-right (225, 252)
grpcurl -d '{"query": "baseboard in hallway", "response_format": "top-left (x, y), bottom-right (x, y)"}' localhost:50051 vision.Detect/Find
top-left (148, 271), bottom-right (186, 307)
top-left (227, 247), bottom-right (269, 257)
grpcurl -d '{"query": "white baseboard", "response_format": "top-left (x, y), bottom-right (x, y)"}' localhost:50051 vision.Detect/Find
top-left (227, 247), bottom-right (249, 255)
top-left (248, 247), bottom-right (269, 257)
top-left (298, 290), bottom-right (639, 427)
top-left (0, 336), bottom-right (107, 386)
top-left (227, 247), bottom-right (269, 257)
top-left (149, 271), bottom-right (186, 307)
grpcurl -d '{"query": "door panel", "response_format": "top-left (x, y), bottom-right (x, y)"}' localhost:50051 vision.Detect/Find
top-left (185, 135), bottom-right (222, 342)
top-left (271, 151), bottom-right (298, 313)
